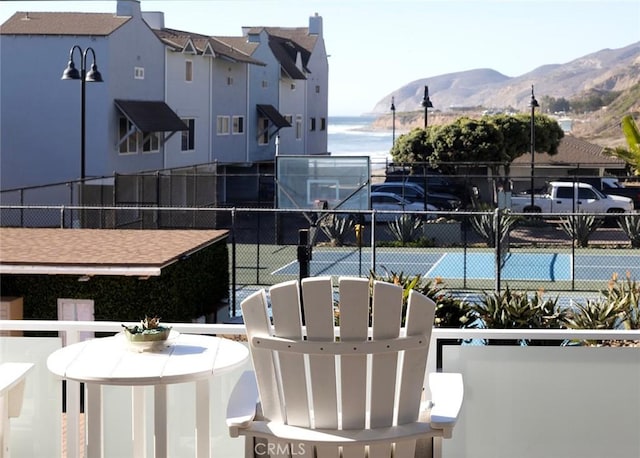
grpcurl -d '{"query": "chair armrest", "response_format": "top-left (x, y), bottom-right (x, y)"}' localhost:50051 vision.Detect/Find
top-left (0, 363), bottom-right (34, 418)
top-left (428, 372), bottom-right (463, 438)
top-left (226, 370), bottom-right (259, 437)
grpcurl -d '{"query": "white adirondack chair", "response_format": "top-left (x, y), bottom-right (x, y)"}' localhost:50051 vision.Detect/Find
top-left (227, 276), bottom-right (463, 458)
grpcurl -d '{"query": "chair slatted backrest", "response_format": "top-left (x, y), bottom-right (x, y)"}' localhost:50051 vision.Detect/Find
top-left (240, 276), bottom-right (436, 458)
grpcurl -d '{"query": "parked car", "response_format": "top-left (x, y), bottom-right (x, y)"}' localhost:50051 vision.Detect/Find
top-left (368, 192), bottom-right (438, 222)
top-left (384, 167), bottom-right (474, 204)
top-left (510, 181), bottom-right (633, 214)
top-left (556, 176), bottom-right (640, 209)
top-left (371, 182), bottom-right (462, 210)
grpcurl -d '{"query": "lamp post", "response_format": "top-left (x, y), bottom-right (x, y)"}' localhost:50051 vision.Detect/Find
top-left (390, 96), bottom-right (396, 146)
top-left (61, 45), bottom-right (103, 183)
top-left (421, 85), bottom-right (433, 211)
top-left (421, 85), bottom-right (432, 129)
top-left (529, 85), bottom-right (539, 210)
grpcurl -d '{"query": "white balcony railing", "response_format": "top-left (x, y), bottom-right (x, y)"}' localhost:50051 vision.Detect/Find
top-left (1, 320), bottom-right (639, 458)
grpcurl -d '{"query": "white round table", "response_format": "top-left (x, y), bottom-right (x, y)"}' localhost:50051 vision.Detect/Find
top-left (47, 332), bottom-right (249, 458)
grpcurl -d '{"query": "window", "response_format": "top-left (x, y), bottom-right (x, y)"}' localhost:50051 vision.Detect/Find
top-left (142, 133), bottom-right (160, 153)
top-left (315, 85), bottom-right (320, 94)
top-left (258, 117), bottom-right (269, 145)
top-left (232, 116), bottom-right (244, 134)
top-left (217, 116), bottom-right (230, 135)
top-left (181, 118), bottom-right (195, 151)
top-left (320, 117), bottom-right (326, 131)
top-left (118, 117), bottom-right (159, 154)
top-left (119, 117), bottom-right (137, 154)
top-left (134, 67), bottom-right (144, 80)
top-left (309, 117), bottom-right (316, 132)
top-left (284, 115), bottom-right (293, 125)
top-left (578, 187), bottom-right (597, 200)
top-left (227, 76), bottom-right (233, 86)
top-left (291, 83), bottom-right (296, 91)
top-left (556, 187), bottom-right (574, 199)
top-left (295, 115), bottom-right (303, 140)
top-left (185, 60), bottom-right (193, 82)
top-left (261, 80), bottom-right (268, 88)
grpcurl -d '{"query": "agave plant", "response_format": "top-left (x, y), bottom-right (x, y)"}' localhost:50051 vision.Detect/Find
top-left (564, 272), bottom-right (640, 346)
top-left (369, 269), bottom-right (475, 329)
top-left (319, 213), bottom-right (354, 247)
top-left (470, 208), bottom-right (519, 248)
top-left (471, 287), bottom-right (563, 345)
top-left (559, 212), bottom-right (602, 247)
top-left (603, 272), bottom-right (640, 331)
top-left (387, 214), bottom-right (422, 246)
top-left (564, 299), bottom-right (626, 346)
top-left (618, 212), bottom-right (640, 248)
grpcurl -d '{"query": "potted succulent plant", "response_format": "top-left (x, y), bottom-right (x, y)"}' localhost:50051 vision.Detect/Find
top-left (122, 316), bottom-right (172, 343)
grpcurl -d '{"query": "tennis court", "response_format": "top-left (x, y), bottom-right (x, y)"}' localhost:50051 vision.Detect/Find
top-left (272, 248), bottom-right (640, 282)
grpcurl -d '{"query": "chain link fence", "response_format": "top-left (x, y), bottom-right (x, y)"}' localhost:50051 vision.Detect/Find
top-left (1, 204), bottom-right (638, 318)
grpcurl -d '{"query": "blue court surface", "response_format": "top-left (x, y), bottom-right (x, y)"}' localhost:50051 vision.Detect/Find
top-left (272, 249), bottom-right (640, 282)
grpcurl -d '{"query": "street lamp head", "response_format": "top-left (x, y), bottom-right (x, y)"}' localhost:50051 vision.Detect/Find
top-left (421, 85), bottom-right (433, 109)
top-left (390, 96), bottom-right (395, 112)
top-left (529, 85), bottom-right (539, 108)
top-left (85, 63), bottom-right (103, 83)
top-left (61, 59), bottom-right (81, 80)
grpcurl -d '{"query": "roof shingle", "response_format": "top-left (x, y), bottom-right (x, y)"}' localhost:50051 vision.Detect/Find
top-left (0, 228), bottom-right (228, 274)
top-left (1, 12), bottom-right (129, 36)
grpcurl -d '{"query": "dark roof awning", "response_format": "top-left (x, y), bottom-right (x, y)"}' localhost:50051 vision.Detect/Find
top-left (115, 100), bottom-right (187, 133)
top-left (257, 104), bottom-right (291, 128)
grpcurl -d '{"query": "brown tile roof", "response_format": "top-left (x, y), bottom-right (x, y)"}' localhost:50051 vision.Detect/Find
top-left (214, 36), bottom-right (260, 57)
top-left (0, 12), bottom-right (129, 36)
top-left (0, 228), bottom-right (228, 275)
top-left (154, 28), bottom-right (264, 66)
top-left (512, 135), bottom-right (626, 167)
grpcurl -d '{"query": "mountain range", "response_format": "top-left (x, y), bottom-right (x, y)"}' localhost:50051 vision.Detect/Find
top-left (370, 42), bottom-right (640, 114)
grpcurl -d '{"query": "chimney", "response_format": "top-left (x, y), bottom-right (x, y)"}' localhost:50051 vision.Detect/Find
top-left (309, 12), bottom-right (322, 36)
top-left (143, 11), bottom-right (165, 30)
top-left (117, 0), bottom-right (141, 18)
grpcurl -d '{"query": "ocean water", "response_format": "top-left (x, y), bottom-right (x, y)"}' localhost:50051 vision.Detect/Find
top-left (327, 116), bottom-right (393, 168)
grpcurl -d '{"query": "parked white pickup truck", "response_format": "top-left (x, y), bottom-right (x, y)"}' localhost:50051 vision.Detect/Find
top-left (510, 181), bottom-right (634, 214)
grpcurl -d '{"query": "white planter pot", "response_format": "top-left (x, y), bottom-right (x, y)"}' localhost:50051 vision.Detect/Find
top-left (423, 222), bottom-right (462, 245)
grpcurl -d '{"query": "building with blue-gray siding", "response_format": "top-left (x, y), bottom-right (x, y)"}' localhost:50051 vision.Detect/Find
top-left (0, 0), bottom-right (328, 205)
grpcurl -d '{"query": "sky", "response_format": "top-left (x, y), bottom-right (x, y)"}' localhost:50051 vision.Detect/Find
top-left (1, 0), bottom-right (639, 116)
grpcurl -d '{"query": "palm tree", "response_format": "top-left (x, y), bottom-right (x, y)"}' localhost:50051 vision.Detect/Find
top-left (603, 115), bottom-right (640, 175)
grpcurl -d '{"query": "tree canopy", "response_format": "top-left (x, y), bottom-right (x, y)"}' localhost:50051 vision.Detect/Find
top-left (390, 113), bottom-right (564, 171)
